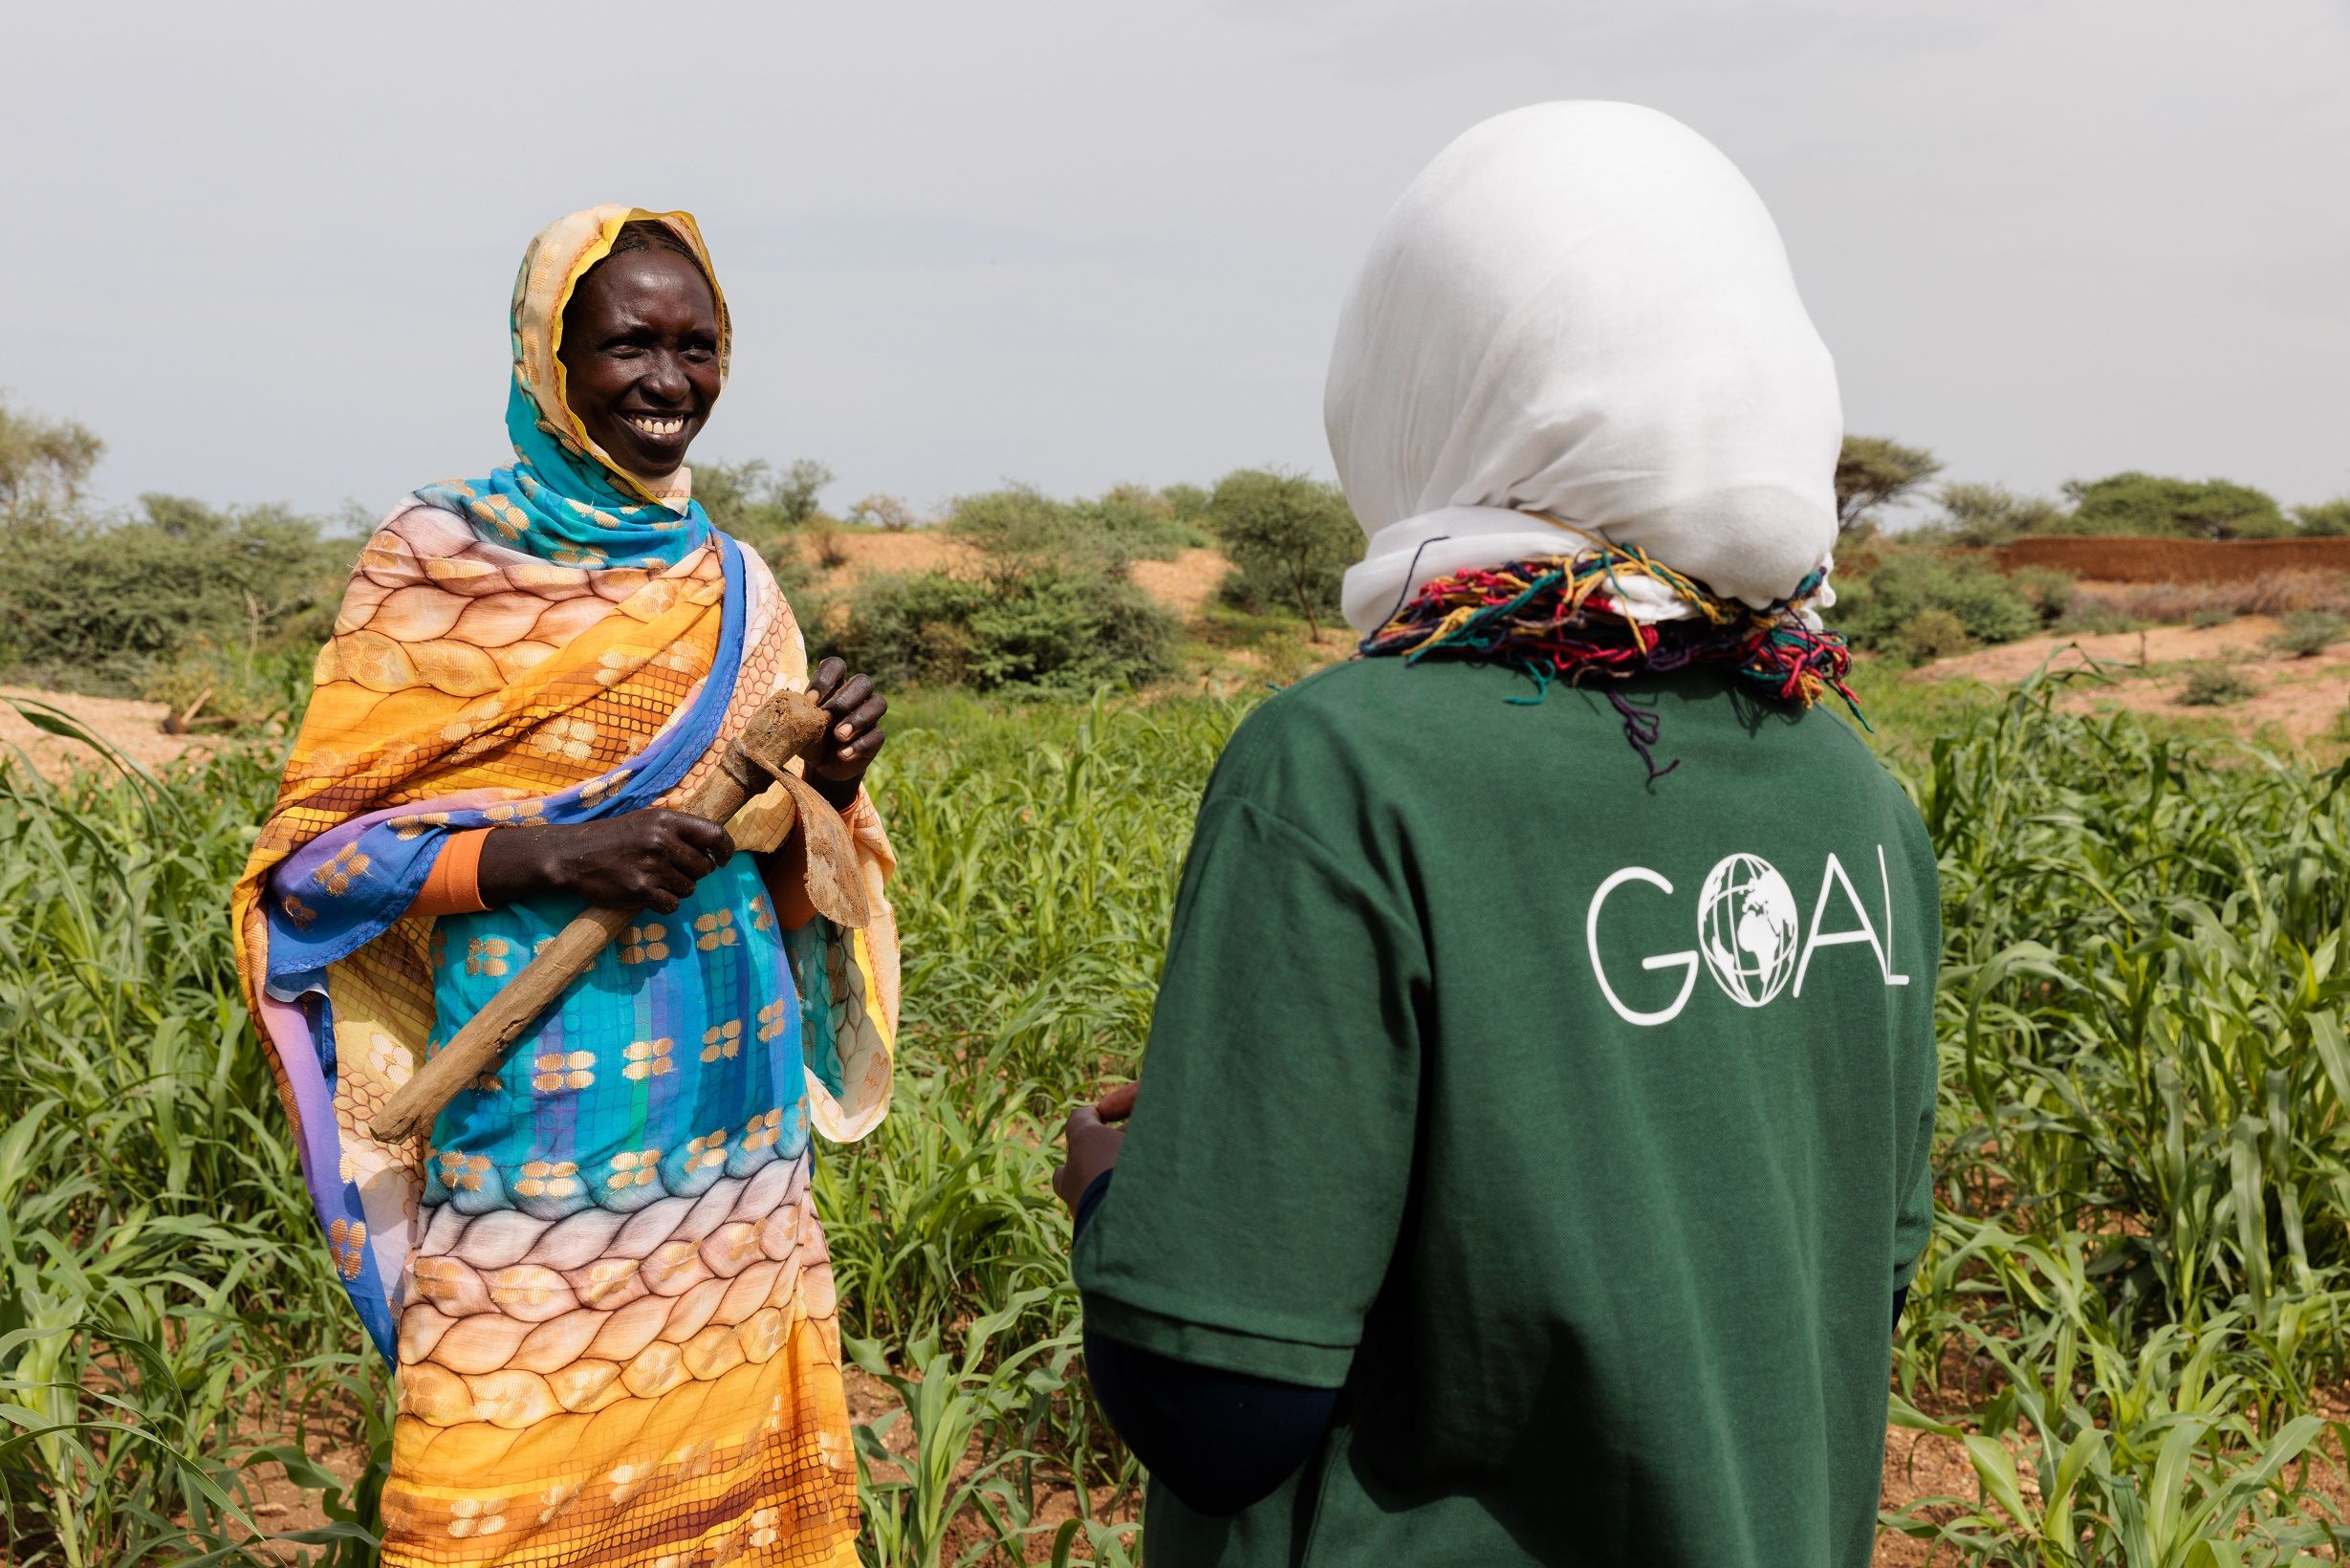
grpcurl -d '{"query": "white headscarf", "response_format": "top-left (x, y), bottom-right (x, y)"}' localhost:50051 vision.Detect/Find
top-left (1328, 102), bottom-right (1843, 638)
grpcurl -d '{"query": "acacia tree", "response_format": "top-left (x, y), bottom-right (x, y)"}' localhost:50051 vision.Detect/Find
top-left (1834, 436), bottom-right (1943, 537)
top-left (1204, 468), bottom-right (1359, 638)
top-left (846, 492), bottom-right (920, 531)
top-left (2060, 472), bottom-right (2291, 539)
top-left (1931, 482), bottom-right (2064, 547)
top-left (2295, 498), bottom-right (2350, 537)
top-left (0, 397), bottom-right (103, 515)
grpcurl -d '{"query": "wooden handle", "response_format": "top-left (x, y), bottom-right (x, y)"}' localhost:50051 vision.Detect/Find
top-left (368, 690), bottom-right (832, 1143)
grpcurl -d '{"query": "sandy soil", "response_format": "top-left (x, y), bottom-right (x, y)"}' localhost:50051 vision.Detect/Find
top-left (1915, 616), bottom-right (2350, 741)
top-left (0, 684), bottom-right (211, 782)
top-left (814, 530), bottom-right (981, 584)
top-left (1130, 548), bottom-right (1229, 618)
top-left (806, 531), bottom-right (1233, 620)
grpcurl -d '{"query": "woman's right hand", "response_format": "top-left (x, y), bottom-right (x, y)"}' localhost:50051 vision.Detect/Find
top-left (476, 809), bottom-right (735, 913)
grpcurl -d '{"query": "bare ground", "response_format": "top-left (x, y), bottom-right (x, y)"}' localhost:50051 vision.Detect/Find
top-left (1914, 616), bottom-right (2350, 742)
top-left (1, 684), bottom-right (213, 782)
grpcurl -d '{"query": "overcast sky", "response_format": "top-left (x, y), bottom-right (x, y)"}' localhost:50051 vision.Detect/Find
top-left (6, 1), bottom-right (2345, 525)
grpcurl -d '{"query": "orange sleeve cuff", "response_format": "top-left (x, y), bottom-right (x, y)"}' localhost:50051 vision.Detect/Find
top-left (410, 829), bottom-right (491, 918)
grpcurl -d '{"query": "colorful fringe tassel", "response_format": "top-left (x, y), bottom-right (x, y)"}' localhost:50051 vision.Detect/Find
top-left (1357, 535), bottom-right (1865, 780)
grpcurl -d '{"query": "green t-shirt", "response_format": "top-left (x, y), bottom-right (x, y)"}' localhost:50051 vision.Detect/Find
top-left (1073, 660), bottom-right (1939, 1568)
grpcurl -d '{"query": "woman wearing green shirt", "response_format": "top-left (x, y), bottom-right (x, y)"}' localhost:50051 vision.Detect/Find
top-left (1056, 101), bottom-right (1939, 1567)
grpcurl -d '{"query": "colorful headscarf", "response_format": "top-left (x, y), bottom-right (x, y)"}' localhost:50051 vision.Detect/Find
top-left (418, 206), bottom-right (730, 572)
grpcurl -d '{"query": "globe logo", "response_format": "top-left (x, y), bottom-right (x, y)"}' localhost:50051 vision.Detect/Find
top-left (1697, 854), bottom-right (1800, 1007)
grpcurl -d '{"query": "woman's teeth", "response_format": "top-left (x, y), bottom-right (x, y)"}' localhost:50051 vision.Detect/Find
top-left (626, 415), bottom-right (685, 438)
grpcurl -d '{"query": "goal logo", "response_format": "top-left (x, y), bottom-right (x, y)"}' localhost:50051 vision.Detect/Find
top-left (1586, 847), bottom-right (1912, 1027)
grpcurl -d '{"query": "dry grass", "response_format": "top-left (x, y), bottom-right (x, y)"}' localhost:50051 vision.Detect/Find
top-left (2072, 569), bottom-right (2350, 622)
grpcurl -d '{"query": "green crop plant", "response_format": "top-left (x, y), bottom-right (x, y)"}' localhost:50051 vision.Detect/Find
top-left (9, 676), bottom-right (2350, 1563)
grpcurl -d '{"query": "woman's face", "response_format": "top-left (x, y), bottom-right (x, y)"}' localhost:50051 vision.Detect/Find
top-left (557, 247), bottom-right (721, 480)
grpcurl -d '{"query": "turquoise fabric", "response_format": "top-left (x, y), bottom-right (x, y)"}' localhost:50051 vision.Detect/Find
top-left (410, 373), bottom-right (711, 573)
top-left (424, 856), bottom-right (812, 1213)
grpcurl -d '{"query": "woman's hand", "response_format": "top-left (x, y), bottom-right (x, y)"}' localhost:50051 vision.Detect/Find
top-left (805, 657), bottom-right (887, 808)
top-left (477, 808), bottom-right (734, 913)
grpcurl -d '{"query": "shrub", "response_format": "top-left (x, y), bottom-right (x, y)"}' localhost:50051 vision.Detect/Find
top-left (832, 567), bottom-right (1174, 696)
top-left (1896, 607), bottom-right (1973, 664)
top-left (2293, 497), bottom-right (2350, 536)
top-left (1834, 547), bottom-right (2040, 664)
top-left (846, 492), bottom-right (921, 531)
top-left (2178, 664), bottom-right (2256, 706)
top-left (809, 519), bottom-right (849, 570)
top-left (693, 457), bottom-right (835, 547)
top-left (948, 484), bottom-right (1202, 576)
top-left (1204, 468), bottom-right (1358, 634)
top-left (2268, 609), bottom-right (2347, 659)
top-left (0, 494), bottom-right (348, 693)
top-left (2008, 565), bottom-right (2075, 626)
top-left (2189, 606), bottom-right (2235, 629)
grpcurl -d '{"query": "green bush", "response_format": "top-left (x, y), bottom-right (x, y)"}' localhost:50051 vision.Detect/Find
top-left (2007, 565), bottom-right (2075, 626)
top-left (1203, 468), bottom-right (1358, 633)
top-left (2268, 609), bottom-right (2346, 659)
top-left (832, 567), bottom-right (1175, 696)
top-left (2178, 664), bottom-right (2256, 706)
top-left (948, 484), bottom-right (1204, 576)
top-left (0, 495), bottom-right (349, 693)
top-left (2190, 606), bottom-right (2236, 629)
top-left (1835, 548), bottom-right (2041, 664)
top-left (2294, 497), bottom-right (2350, 536)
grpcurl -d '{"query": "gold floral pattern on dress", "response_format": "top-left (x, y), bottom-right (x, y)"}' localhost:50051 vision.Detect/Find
top-left (446, 1494), bottom-right (508, 1539)
top-left (434, 1150), bottom-right (491, 1193)
top-left (389, 810), bottom-right (453, 840)
top-left (748, 1506), bottom-right (783, 1549)
top-left (482, 800), bottom-right (545, 829)
top-left (607, 1148), bottom-right (662, 1191)
top-left (327, 1217), bottom-right (367, 1278)
top-left (651, 642), bottom-right (708, 677)
top-left (366, 1032), bottom-right (414, 1088)
top-left (754, 999), bottom-right (788, 1044)
top-left (528, 715), bottom-right (598, 762)
top-left (701, 1019), bottom-right (742, 1063)
top-left (622, 1037), bottom-right (674, 1081)
top-left (409, 1254), bottom-right (467, 1306)
top-left (468, 493), bottom-right (530, 541)
top-left (607, 1462), bottom-right (650, 1506)
top-left (512, 1159), bottom-right (580, 1200)
top-left (748, 893), bottom-right (773, 932)
top-left (465, 937), bottom-right (510, 977)
top-left (535, 1483), bottom-right (581, 1525)
top-left (533, 1050), bottom-right (596, 1093)
top-left (685, 1127), bottom-right (729, 1173)
top-left (280, 894), bottom-right (316, 927)
top-left (438, 699), bottom-right (505, 745)
top-left (577, 767), bottom-right (631, 804)
top-left (743, 1108), bottom-right (785, 1152)
top-left (694, 908), bottom-right (736, 950)
top-left (620, 924), bottom-right (669, 964)
top-left (313, 843), bottom-right (373, 895)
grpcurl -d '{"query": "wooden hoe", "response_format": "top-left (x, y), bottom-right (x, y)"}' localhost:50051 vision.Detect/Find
top-left (367, 686), bottom-right (870, 1143)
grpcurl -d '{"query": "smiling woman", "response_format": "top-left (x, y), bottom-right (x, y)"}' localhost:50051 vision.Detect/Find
top-left (231, 207), bottom-right (900, 1568)
top-left (557, 225), bottom-right (724, 478)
